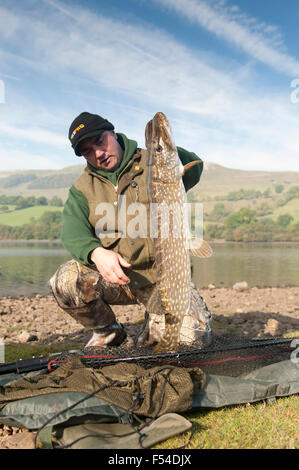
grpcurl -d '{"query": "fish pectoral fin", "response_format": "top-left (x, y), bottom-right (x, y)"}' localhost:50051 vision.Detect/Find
top-left (188, 238), bottom-right (213, 258)
top-left (146, 286), bottom-right (164, 315)
top-left (182, 160), bottom-right (203, 175)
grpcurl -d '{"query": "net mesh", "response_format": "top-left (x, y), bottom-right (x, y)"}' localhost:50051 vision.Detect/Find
top-left (51, 333), bottom-right (298, 377)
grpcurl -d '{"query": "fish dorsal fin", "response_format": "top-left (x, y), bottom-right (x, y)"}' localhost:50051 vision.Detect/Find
top-left (189, 238), bottom-right (213, 258)
top-left (183, 160), bottom-right (203, 175)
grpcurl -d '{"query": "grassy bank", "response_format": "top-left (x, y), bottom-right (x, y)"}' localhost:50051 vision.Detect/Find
top-left (155, 395), bottom-right (299, 449)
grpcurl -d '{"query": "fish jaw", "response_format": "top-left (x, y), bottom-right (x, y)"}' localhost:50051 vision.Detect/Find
top-left (145, 112), bottom-right (176, 154)
top-left (145, 112), bottom-right (182, 182)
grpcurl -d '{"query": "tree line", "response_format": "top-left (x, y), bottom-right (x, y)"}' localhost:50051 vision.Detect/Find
top-left (0, 194), bottom-right (63, 211)
top-left (0, 211), bottom-right (62, 240)
top-left (202, 184), bottom-right (299, 204)
top-left (206, 207), bottom-right (299, 242)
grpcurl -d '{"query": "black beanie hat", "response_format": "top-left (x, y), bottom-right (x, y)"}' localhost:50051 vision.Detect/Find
top-left (68, 112), bottom-right (114, 156)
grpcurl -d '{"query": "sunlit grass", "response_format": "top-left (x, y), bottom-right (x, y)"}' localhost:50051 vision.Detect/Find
top-left (0, 206), bottom-right (63, 227)
top-left (154, 395), bottom-right (299, 449)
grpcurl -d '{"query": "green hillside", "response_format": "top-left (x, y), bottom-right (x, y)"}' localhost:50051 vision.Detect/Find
top-left (193, 183), bottom-right (299, 242)
top-left (197, 162), bottom-right (299, 197)
top-left (0, 162), bottom-right (298, 203)
top-left (0, 162), bottom-right (298, 242)
top-left (271, 198), bottom-right (299, 223)
top-left (187, 164), bottom-right (299, 237)
top-left (0, 165), bottom-right (84, 202)
top-left (0, 205), bottom-right (63, 227)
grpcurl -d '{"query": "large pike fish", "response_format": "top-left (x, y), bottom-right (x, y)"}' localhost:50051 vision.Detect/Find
top-left (144, 112), bottom-right (213, 353)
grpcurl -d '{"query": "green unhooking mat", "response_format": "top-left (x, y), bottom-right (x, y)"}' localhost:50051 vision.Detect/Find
top-left (0, 356), bottom-right (298, 449)
top-left (0, 357), bottom-right (204, 449)
top-left (0, 357), bottom-right (205, 417)
top-left (193, 359), bottom-right (299, 408)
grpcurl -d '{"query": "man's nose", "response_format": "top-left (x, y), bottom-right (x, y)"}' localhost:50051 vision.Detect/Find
top-left (94, 147), bottom-right (105, 159)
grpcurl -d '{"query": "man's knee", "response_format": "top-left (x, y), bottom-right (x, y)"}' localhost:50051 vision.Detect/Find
top-left (49, 260), bottom-right (100, 308)
top-left (49, 260), bottom-right (118, 329)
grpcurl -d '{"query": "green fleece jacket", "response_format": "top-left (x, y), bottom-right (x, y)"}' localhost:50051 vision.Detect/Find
top-left (61, 133), bottom-right (203, 266)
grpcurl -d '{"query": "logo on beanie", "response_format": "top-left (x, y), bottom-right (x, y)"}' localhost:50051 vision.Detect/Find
top-left (71, 123), bottom-right (85, 140)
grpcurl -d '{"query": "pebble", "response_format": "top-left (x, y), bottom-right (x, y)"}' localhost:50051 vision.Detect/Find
top-left (233, 282), bottom-right (249, 291)
top-left (264, 318), bottom-right (282, 336)
top-left (0, 288), bottom-right (298, 349)
top-left (18, 331), bottom-right (38, 343)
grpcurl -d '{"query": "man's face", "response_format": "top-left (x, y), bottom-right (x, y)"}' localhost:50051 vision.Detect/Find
top-left (78, 130), bottom-right (124, 171)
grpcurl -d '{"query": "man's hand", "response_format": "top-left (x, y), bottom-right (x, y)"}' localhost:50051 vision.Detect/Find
top-left (90, 247), bottom-right (131, 285)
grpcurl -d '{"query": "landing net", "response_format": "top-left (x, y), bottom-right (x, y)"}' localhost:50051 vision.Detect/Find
top-left (50, 333), bottom-right (298, 377)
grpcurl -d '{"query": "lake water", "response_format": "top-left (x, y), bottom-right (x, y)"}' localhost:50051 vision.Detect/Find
top-left (0, 241), bottom-right (298, 297)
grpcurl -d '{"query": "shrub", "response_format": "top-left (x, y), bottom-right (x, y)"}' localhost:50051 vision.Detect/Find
top-left (274, 184), bottom-right (284, 194)
top-left (224, 207), bottom-right (256, 229)
top-left (277, 214), bottom-right (294, 227)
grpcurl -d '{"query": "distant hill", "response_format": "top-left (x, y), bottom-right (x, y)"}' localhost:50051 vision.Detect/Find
top-left (197, 162), bottom-right (299, 196)
top-left (0, 165), bottom-right (85, 201)
top-left (0, 162), bottom-right (298, 202)
top-left (0, 162), bottom-right (298, 241)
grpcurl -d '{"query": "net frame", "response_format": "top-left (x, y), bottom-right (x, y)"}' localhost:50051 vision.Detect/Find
top-left (47, 335), bottom-right (298, 377)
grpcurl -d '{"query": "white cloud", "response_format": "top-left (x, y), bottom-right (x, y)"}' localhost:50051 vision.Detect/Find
top-left (0, 7), bottom-right (20, 39)
top-left (0, 122), bottom-right (67, 147)
top-left (154, 0), bottom-right (299, 76)
top-left (0, 72), bottom-right (20, 81)
top-left (0, 147), bottom-right (61, 171)
top-left (0, 1), bottom-right (299, 172)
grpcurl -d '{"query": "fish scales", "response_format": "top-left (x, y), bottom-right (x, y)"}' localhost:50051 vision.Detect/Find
top-left (145, 112), bottom-right (194, 352)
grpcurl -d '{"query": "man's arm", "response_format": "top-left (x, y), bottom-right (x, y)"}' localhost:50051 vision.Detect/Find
top-left (61, 185), bottom-right (102, 266)
top-left (177, 147), bottom-right (204, 192)
top-left (61, 186), bottom-right (131, 284)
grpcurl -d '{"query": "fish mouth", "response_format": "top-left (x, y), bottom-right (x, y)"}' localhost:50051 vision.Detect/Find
top-left (145, 112), bottom-right (176, 153)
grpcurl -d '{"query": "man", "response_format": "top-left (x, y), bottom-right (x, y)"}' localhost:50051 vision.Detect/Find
top-left (49, 112), bottom-right (211, 348)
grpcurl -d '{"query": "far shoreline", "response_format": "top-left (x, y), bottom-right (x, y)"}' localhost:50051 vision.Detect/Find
top-left (1, 284), bottom-right (299, 301)
top-left (0, 239), bottom-right (299, 245)
top-left (0, 239), bottom-right (63, 244)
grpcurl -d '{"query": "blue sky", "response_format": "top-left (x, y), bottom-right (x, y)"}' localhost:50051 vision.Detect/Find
top-left (0, 0), bottom-right (299, 172)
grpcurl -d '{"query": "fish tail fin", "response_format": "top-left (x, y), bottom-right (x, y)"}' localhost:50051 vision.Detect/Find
top-left (146, 287), bottom-right (182, 353)
top-left (152, 318), bottom-right (181, 353)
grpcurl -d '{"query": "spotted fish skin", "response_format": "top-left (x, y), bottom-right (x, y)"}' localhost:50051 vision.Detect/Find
top-left (145, 112), bottom-right (209, 353)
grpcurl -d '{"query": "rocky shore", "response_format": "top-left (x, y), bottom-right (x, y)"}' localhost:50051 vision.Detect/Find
top-left (0, 284), bottom-right (299, 448)
top-left (0, 285), bottom-right (298, 347)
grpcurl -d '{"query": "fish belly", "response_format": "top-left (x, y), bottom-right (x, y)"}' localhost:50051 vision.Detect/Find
top-left (151, 196), bottom-right (191, 353)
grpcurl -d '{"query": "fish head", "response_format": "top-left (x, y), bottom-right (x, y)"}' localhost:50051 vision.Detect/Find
top-left (145, 112), bottom-right (183, 182)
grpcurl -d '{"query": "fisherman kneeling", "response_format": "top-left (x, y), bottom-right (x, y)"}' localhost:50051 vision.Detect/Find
top-left (49, 112), bottom-right (212, 348)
